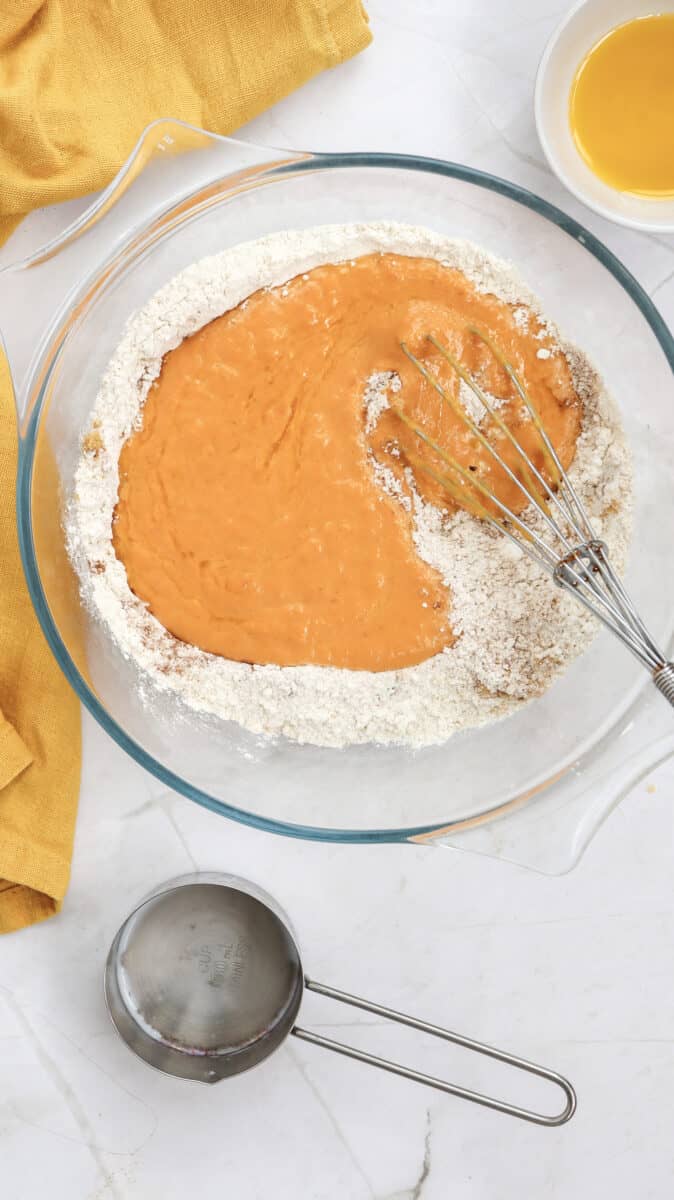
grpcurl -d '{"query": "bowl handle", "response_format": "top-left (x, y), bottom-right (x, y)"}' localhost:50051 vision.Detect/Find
top-left (0, 119), bottom-right (303, 425)
top-left (412, 685), bottom-right (674, 874)
top-left (0, 118), bottom-right (292, 272)
top-left (293, 979), bottom-right (576, 1126)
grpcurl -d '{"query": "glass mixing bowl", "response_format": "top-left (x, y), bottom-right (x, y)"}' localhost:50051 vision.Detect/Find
top-left (3, 121), bottom-right (673, 872)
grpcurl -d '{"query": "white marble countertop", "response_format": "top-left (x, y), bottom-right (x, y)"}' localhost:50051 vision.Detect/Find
top-left (2, 3), bottom-right (674, 1197)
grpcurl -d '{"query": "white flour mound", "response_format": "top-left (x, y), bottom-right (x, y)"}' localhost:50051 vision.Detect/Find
top-left (67, 222), bottom-right (632, 748)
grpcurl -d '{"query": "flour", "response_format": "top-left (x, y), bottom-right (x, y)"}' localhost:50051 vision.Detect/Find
top-left (67, 222), bottom-right (632, 748)
top-left (457, 378), bottom-right (505, 424)
top-left (364, 371), bottom-right (401, 433)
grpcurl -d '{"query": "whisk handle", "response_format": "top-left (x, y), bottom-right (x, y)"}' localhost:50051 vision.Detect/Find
top-left (654, 663), bottom-right (674, 707)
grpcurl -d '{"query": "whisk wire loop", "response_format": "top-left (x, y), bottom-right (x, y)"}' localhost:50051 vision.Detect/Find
top-left (395, 330), bottom-right (673, 702)
top-left (402, 342), bottom-right (582, 564)
top-left (465, 325), bottom-right (595, 541)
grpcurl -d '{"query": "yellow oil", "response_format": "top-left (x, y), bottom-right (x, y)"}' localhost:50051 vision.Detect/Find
top-left (569, 13), bottom-right (674, 197)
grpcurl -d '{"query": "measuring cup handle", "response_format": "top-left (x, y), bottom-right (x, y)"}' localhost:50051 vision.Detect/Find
top-left (292, 979), bottom-right (576, 1127)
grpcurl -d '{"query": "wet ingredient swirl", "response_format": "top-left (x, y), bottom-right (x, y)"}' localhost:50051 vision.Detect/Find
top-left (113, 253), bottom-right (581, 670)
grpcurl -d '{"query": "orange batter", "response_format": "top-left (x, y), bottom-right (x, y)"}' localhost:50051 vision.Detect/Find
top-left (113, 253), bottom-right (581, 671)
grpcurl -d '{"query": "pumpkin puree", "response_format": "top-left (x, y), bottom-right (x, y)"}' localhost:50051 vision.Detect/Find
top-left (114, 253), bottom-right (580, 670)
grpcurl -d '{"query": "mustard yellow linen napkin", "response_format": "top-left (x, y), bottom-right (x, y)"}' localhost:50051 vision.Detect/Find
top-left (0, 0), bottom-right (372, 244)
top-left (0, 354), bottom-right (82, 933)
top-left (0, 0), bottom-right (371, 932)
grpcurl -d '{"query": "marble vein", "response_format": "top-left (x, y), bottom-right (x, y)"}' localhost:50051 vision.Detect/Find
top-left (651, 267), bottom-right (674, 298)
top-left (3, 991), bottom-right (124, 1198)
top-left (411, 1109), bottom-right (432, 1200)
top-left (287, 1043), bottom-right (377, 1198)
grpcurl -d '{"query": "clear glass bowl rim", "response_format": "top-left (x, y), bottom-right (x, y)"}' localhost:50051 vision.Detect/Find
top-left (15, 147), bottom-right (674, 844)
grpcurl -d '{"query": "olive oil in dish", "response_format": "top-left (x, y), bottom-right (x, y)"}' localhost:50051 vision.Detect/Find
top-left (569, 13), bottom-right (674, 197)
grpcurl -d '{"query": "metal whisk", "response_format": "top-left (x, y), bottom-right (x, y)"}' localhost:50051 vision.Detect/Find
top-left (394, 327), bottom-right (674, 707)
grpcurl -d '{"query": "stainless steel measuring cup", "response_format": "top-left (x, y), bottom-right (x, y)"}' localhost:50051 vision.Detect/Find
top-left (105, 872), bottom-right (576, 1126)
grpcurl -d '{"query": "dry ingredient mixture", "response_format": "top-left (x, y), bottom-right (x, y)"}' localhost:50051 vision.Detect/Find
top-left (68, 223), bottom-right (632, 748)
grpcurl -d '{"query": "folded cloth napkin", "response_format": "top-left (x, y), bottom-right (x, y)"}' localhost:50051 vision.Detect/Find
top-left (0, 354), bottom-right (82, 933)
top-left (0, 0), bottom-right (372, 243)
top-left (0, 0), bottom-right (371, 932)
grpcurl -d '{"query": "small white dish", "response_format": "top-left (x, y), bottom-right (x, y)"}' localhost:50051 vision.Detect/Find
top-left (535, 0), bottom-right (674, 232)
